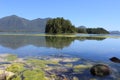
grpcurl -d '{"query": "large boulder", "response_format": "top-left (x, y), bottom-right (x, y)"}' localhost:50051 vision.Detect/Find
top-left (90, 64), bottom-right (111, 77)
top-left (110, 57), bottom-right (120, 63)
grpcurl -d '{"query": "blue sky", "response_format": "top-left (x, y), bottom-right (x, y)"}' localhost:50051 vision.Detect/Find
top-left (0, 0), bottom-right (120, 31)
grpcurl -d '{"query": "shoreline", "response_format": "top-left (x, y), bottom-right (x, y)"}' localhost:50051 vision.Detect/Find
top-left (0, 33), bottom-right (119, 39)
top-left (0, 53), bottom-right (119, 80)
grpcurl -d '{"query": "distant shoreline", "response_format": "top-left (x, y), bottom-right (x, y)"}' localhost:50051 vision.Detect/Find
top-left (0, 33), bottom-right (119, 39)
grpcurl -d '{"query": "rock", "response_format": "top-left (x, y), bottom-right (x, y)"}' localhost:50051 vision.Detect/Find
top-left (110, 57), bottom-right (120, 63)
top-left (73, 76), bottom-right (79, 80)
top-left (90, 64), bottom-right (111, 77)
top-left (0, 73), bottom-right (6, 80)
top-left (0, 70), bottom-right (15, 80)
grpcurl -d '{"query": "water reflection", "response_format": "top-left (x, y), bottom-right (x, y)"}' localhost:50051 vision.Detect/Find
top-left (76, 37), bottom-right (106, 41)
top-left (0, 35), bottom-right (46, 49)
top-left (45, 36), bottom-right (75, 49)
top-left (0, 35), bottom-right (106, 49)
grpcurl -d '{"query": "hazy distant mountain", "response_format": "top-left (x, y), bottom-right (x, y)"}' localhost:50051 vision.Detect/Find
top-left (109, 31), bottom-right (120, 34)
top-left (0, 15), bottom-right (50, 32)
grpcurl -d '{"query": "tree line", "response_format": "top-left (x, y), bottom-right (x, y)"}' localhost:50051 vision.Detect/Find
top-left (77, 26), bottom-right (109, 34)
top-left (45, 17), bottom-right (109, 34)
top-left (45, 17), bottom-right (76, 34)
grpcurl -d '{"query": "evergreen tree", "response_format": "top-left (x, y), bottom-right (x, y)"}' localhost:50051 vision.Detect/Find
top-left (86, 28), bottom-right (109, 34)
top-left (45, 17), bottom-right (76, 34)
top-left (77, 26), bottom-right (87, 33)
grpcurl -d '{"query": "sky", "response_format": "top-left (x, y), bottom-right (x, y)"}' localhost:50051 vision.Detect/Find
top-left (0, 0), bottom-right (120, 31)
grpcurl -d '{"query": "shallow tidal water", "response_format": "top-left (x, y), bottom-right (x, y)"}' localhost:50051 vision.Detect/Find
top-left (0, 33), bottom-right (120, 80)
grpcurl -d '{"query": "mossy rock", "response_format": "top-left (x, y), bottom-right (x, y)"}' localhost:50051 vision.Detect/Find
top-left (73, 64), bottom-right (92, 73)
top-left (5, 54), bottom-right (17, 61)
top-left (23, 69), bottom-right (46, 80)
top-left (90, 64), bottom-right (111, 77)
top-left (6, 63), bottom-right (25, 73)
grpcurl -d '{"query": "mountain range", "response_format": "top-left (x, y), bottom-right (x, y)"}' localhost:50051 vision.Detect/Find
top-left (0, 15), bottom-right (119, 34)
top-left (109, 31), bottom-right (120, 34)
top-left (0, 15), bottom-right (50, 32)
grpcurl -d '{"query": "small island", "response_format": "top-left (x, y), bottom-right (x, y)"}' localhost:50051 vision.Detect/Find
top-left (0, 0), bottom-right (120, 79)
top-left (0, 15), bottom-right (110, 34)
top-left (45, 17), bottom-right (109, 34)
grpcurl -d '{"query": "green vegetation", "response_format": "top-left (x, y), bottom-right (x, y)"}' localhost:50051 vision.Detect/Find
top-left (86, 28), bottom-right (109, 34)
top-left (45, 36), bottom-right (76, 49)
top-left (45, 36), bottom-right (106, 49)
top-left (6, 59), bottom-right (50, 80)
top-left (73, 64), bottom-right (92, 73)
top-left (45, 17), bottom-right (109, 34)
top-left (27, 59), bottom-right (47, 68)
top-left (64, 63), bottom-right (73, 67)
top-left (0, 53), bottom-right (118, 80)
top-left (6, 54), bottom-right (17, 61)
top-left (77, 27), bottom-right (109, 34)
top-left (45, 17), bottom-right (76, 34)
top-left (23, 70), bottom-right (46, 80)
top-left (6, 63), bottom-right (25, 73)
top-left (77, 26), bottom-right (87, 33)
top-left (12, 76), bottom-right (21, 80)
top-left (27, 59), bottom-right (58, 68)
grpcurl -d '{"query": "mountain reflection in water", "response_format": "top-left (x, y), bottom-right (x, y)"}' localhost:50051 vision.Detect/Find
top-left (0, 35), bottom-right (106, 49)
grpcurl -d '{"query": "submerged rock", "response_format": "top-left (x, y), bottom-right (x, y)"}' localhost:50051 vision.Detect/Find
top-left (110, 57), bottom-right (120, 63)
top-left (90, 64), bottom-right (111, 77)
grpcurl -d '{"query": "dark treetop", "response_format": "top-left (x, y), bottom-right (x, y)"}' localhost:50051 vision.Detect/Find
top-left (45, 17), bottom-right (76, 34)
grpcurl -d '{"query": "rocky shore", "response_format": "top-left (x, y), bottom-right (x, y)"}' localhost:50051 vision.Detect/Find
top-left (0, 54), bottom-right (119, 80)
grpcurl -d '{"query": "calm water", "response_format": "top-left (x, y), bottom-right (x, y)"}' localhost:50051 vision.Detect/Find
top-left (0, 34), bottom-right (120, 62)
top-left (0, 34), bottom-right (120, 79)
